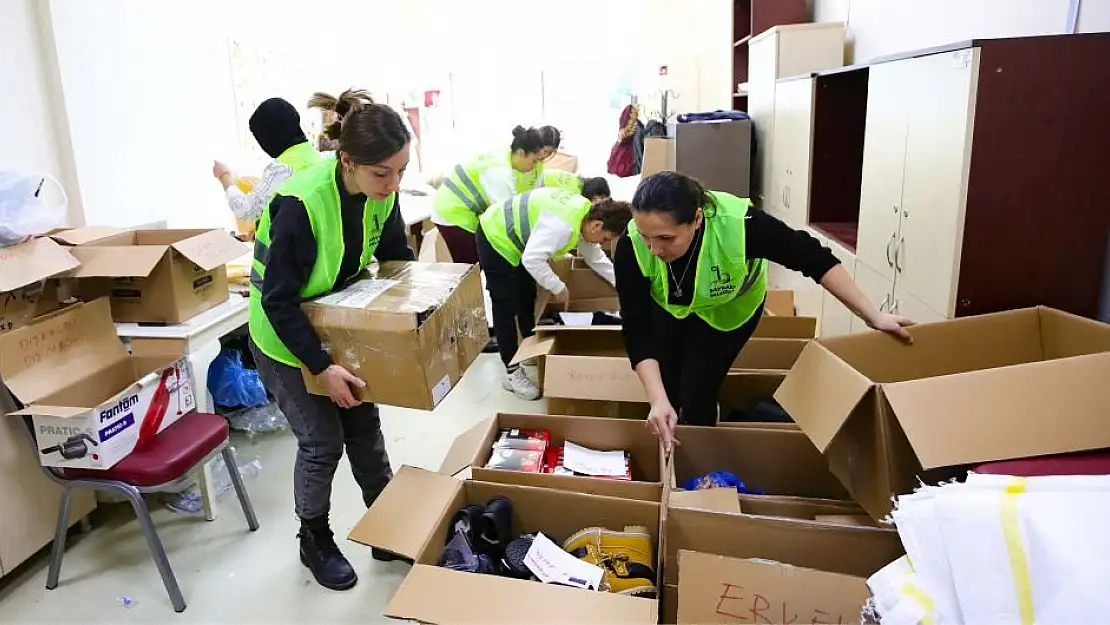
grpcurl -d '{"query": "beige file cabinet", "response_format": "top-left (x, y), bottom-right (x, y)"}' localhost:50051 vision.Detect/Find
top-left (766, 75), bottom-right (815, 227)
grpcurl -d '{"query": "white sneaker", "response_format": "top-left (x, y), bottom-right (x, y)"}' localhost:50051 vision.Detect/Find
top-left (503, 367), bottom-right (541, 400)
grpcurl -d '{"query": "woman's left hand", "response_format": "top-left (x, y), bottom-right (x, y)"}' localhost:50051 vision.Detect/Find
top-left (868, 312), bottom-right (915, 343)
top-left (212, 160), bottom-right (230, 180)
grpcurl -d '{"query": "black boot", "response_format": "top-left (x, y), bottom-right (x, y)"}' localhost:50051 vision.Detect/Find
top-left (483, 327), bottom-right (499, 354)
top-left (298, 518), bottom-right (358, 591)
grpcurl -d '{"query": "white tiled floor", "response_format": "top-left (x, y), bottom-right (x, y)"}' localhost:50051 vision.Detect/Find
top-left (0, 354), bottom-right (543, 623)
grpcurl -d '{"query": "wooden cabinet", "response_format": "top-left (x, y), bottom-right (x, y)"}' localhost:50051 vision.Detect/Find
top-left (730, 0), bottom-right (807, 111)
top-left (747, 23), bottom-right (845, 205)
top-left (0, 387), bottom-right (95, 576)
top-left (854, 34), bottom-right (1110, 320)
top-left (769, 76), bottom-right (815, 228)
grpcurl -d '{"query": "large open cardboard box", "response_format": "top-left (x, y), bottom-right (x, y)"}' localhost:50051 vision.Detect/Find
top-left (775, 306), bottom-right (1110, 520)
top-left (348, 466), bottom-right (660, 624)
top-left (0, 299), bottom-right (196, 469)
top-left (675, 551), bottom-right (869, 625)
top-left (0, 237), bottom-right (78, 334)
top-left (439, 412), bottom-right (665, 501)
top-left (662, 425), bottom-right (902, 621)
top-left (55, 227), bottom-right (246, 323)
top-left (301, 262), bottom-right (487, 410)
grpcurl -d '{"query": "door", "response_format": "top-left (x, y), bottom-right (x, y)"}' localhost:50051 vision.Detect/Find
top-left (892, 284), bottom-right (947, 325)
top-left (820, 241), bottom-right (857, 337)
top-left (747, 36), bottom-right (779, 204)
top-left (774, 77), bottom-right (816, 228)
top-left (855, 61), bottom-right (909, 285)
top-left (849, 260), bottom-right (896, 334)
top-left (895, 49), bottom-right (979, 317)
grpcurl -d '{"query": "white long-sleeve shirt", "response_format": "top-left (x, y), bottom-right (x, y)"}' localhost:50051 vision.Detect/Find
top-left (224, 160), bottom-right (294, 220)
top-left (521, 212), bottom-right (616, 294)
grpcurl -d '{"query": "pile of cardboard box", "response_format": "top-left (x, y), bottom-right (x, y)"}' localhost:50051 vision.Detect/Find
top-left (340, 262), bottom-right (1110, 623)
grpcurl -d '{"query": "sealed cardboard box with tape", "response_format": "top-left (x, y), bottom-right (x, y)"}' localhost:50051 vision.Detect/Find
top-left (0, 298), bottom-right (196, 469)
top-left (301, 262), bottom-right (486, 410)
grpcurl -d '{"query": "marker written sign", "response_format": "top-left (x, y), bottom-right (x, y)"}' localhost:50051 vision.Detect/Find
top-left (677, 551), bottom-right (869, 625)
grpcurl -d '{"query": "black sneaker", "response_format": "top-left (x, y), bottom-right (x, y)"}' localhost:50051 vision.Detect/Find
top-left (482, 339), bottom-right (500, 354)
top-left (298, 523), bottom-right (358, 591)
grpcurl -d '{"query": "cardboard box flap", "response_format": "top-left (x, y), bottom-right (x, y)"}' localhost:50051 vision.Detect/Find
top-left (347, 466), bottom-right (460, 560)
top-left (68, 246), bottom-right (168, 278)
top-left (438, 416), bottom-right (496, 476)
top-left (677, 551), bottom-right (869, 625)
top-left (764, 290), bottom-right (795, 317)
top-left (169, 229), bottom-right (250, 271)
top-left (881, 352), bottom-right (1110, 469)
top-left (8, 404), bottom-right (88, 418)
top-left (387, 564), bottom-right (658, 624)
top-left (774, 342), bottom-right (873, 452)
top-left (0, 237), bottom-right (80, 292)
top-left (0, 299), bottom-right (128, 405)
top-left (510, 334), bottom-right (557, 366)
top-left (670, 488), bottom-right (742, 514)
top-left (50, 226), bottom-right (131, 246)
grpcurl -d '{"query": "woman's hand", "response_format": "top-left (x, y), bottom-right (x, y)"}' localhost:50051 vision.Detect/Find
top-left (646, 399), bottom-right (680, 454)
top-left (212, 160), bottom-right (230, 180)
top-left (553, 287), bottom-right (571, 305)
top-left (867, 312), bottom-right (915, 343)
top-left (317, 364), bottom-right (366, 408)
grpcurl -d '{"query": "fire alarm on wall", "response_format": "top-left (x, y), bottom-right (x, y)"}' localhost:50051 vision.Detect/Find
top-left (659, 65), bottom-right (668, 76)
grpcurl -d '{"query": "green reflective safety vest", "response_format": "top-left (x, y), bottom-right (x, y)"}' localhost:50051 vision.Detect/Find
top-left (479, 187), bottom-right (592, 266)
top-left (275, 141), bottom-right (323, 172)
top-left (433, 149), bottom-right (543, 233)
top-left (248, 158), bottom-right (397, 367)
top-left (539, 169), bottom-right (581, 193)
top-left (627, 191), bottom-right (767, 332)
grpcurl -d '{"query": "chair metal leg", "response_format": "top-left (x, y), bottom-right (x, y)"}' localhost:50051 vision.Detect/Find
top-left (221, 447), bottom-right (259, 531)
top-left (123, 486), bottom-right (186, 613)
top-left (45, 486), bottom-right (74, 590)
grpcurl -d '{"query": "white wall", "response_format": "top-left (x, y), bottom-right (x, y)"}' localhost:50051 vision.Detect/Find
top-left (814, 0), bottom-right (1110, 63)
top-left (0, 0), bottom-right (82, 225)
top-left (43, 0), bottom-right (240, 229)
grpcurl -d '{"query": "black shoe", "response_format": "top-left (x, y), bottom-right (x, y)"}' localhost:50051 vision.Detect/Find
top-left (298, 522), bottom-right (358, 591)
top-left (482, 339), bottom-right (499, 354)
top-left (478, 496), bottom-right (514, 554)
top-left (372, 548), bottom-right (401, 562)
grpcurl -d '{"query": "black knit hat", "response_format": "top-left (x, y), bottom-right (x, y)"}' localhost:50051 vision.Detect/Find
top-left (248, 98), bottom-right (308, 159)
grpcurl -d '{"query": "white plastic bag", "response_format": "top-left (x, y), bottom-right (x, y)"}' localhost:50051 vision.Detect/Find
top-left (0, 169), bottom-right (67, 247)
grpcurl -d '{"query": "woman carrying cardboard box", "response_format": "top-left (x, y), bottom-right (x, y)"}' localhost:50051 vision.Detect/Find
top-left (477, 183), bottom-right (629, 399)
top-left (614, 171), bottom-right (914, 452)
top-left (247, 89), bottom-right (414, 591)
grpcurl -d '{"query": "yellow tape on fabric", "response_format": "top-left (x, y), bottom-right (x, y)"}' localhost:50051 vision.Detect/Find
top-left (1001, 477), bottom-right (1035, 625)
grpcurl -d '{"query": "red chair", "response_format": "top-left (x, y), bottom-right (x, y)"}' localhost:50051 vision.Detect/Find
top-left (19, 410), bottom-right (259, 613)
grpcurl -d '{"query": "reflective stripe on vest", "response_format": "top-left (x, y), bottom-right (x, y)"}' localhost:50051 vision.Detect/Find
top-left (503, 191), bottom-right (534, 252)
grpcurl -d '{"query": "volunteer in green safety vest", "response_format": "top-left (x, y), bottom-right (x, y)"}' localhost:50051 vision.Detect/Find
top-left (476, 181), bottom-right (628, 400)
top-left (614, 171), bottom-right (915, 451)
top-left (537, 125), bottom-right (561, 161)
top-left (431, 125), bottom-right (547, 264)
top-left (213, 97), bottom-right (323, 223)
top-left (247, 90), bottom-right (415, 591)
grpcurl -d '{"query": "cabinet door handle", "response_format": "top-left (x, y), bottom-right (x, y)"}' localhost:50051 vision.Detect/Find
top-left (781, 186), bottom-right (788, 209)
top-left (895, 237), bottom-right (905, 273)
top-left (784, 185), bottom-right (791, 209)
top-left (885, 232), bottom-right (897, 267)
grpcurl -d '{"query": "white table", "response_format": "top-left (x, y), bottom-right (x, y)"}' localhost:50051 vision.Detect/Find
top-left (115, 295), bottom-right (249, 520)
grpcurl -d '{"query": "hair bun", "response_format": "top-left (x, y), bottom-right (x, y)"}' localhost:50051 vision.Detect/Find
top-left (512, 125), bottom-right (526, 137)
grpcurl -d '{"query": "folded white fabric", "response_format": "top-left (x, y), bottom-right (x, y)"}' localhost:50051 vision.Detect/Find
top-left (873, 473), bottom-right (1110, 625)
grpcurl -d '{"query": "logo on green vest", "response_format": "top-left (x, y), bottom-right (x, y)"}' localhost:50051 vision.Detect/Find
top-left (708, 264), bottom-right (735, 298)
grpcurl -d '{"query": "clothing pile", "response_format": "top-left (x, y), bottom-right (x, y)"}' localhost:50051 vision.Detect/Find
top-left (484, 428), bottom-right (633, 481)
top-left (438, 495), bottom-right (657, 597)
top-left (867, 472), bottom-right (1110, 624)
top-left (680, 470), bottom-right (763, 495)
top-left (723, 397), bottom-right (795, 424)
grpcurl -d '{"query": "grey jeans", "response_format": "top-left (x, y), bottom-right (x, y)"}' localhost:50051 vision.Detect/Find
top-left (250, 341), bottom-right (393, 521)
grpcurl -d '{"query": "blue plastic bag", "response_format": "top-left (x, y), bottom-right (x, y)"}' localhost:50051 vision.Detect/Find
top-left (207, 348), bottom-right (268, 409)
top-left (682, 471), bottom-right (764, 495)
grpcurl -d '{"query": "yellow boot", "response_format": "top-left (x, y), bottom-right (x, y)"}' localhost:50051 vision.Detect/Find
top-left (562, 526), bottom-right (657, 597)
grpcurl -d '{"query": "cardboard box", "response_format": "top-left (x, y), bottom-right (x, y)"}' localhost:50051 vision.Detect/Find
top-left (348, 466), bottom-right (660, 624)
top-left (642, 137), bottom-right (675, 178)
top-left (440, 412), bottom-right (665, 501)
top-left (775, 306), bottom-right (1110, 520)
top-left (1, 238), bottom-right (79, 335)
top-left (0, 299), bottom-right (197, 469)
top-left (301, 262), bottom-right (486, 410)
top-left (57, 228), bottom-right (246, 323)
top-left (664, 426), bottom-right (902, 595)
top-left (676, 551), bottom-right (869, 625)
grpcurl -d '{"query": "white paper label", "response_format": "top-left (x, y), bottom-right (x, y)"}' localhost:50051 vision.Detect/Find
top-left (559, 312), bottom-right (594, 327)
top-left (524, 533), bottom-right (604, 590)
top-left (314, 279), bottom-right (399, 309)
top-left (430, 374), bottom-right (451, 407)
top-left (563, 441), bottom-right (628, 477)
top-left (952, 50), bottom-right (972, 68)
